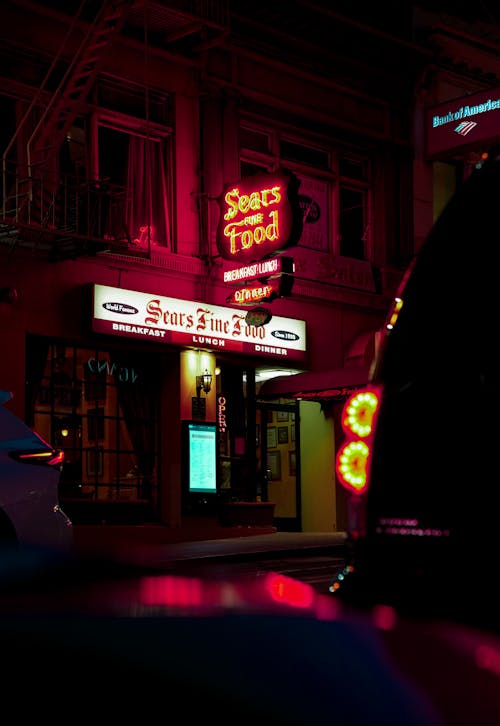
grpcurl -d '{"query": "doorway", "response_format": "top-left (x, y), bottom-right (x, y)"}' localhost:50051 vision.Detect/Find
top-left (256, 401), bottom-right (301, 531)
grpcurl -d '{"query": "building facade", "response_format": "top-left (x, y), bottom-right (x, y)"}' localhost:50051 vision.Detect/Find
top-left (1, 1), bottom-right (498, 534)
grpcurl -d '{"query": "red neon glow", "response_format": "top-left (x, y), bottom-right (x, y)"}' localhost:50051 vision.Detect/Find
top-left (265, 572), bottom-right (315, 609)
top-left (217, 170), bottom-right (301, 262)
top-left (133, 225), bottom-right (158, 248)
top-left (372, 604), bottom-right (397, 631)
top-left (475, 644), bottom-right (500, 676)
top-left (140, 575), bottom-right (204, 608)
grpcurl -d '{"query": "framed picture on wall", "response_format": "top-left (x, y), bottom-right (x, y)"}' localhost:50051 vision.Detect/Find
top-left (291, 424), bottom-right (295, 442)
top-left (277, 410), bottom-right (289, 422)
top-left (267, 426), bottom-right (277, 449)
top-left (278, 426), bottom-right (288, 444)
top-left (267, 450), bottom-right (281, 481)
top-left (289, 450), bottom-right (296, 476)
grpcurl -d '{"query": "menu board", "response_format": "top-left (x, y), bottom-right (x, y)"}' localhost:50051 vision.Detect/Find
top-left (186, 422), bottom-right (217, 494)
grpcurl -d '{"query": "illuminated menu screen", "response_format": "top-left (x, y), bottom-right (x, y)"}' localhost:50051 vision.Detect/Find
top-left (187, 422), bottom-right (217, 494)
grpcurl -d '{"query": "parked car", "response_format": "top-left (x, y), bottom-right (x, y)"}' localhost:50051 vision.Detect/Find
top-left (334, 146), bottom-right (500, 636)
top-left (0, 389), bottom-right (73, 552)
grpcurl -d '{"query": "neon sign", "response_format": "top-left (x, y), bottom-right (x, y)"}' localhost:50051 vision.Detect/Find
top-left (217, 394), bottom-right (227, 434)
top-left (226, 280), bottom-right (280, 306)
top-left (216, 169), bottom-right (302, 262)
top-left (223, 256), bottom-right (294, 284)
top-left (225, 271), bottom-right (293, 306)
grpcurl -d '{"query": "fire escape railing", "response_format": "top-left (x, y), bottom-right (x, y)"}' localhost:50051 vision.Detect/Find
top-left (0, 161), bottom-right (130, 258)
top-left (1, 0), bottom-right (133, 257)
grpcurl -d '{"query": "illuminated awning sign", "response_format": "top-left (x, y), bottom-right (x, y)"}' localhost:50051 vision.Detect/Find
top-left (92, 284), bottom-right (307, 363)
top-left (216, 169), bottom-right (302, 262)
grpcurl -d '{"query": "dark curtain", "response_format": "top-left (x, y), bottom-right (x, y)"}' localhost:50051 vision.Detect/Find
top-left (126, 135), bottom-right (171, 250)
top-left (112, 353), bottom-right (158, 500)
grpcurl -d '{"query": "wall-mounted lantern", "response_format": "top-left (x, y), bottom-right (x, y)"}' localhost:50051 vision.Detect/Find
top-left (196, 369), bottom-right (212, 397)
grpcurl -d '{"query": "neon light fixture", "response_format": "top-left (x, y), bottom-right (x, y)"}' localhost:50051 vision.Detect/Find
top-left (216, 169), bottom-right (302, 262)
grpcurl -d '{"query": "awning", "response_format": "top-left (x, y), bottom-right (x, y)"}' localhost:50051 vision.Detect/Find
top-left (344, 330), bottom-right (376, 367)
top-left (258, 365), bottom-right (369, 403)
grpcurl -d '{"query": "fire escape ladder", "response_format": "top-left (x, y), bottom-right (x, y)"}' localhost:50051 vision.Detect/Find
top-left (29, 0), bottom-right (134, 174)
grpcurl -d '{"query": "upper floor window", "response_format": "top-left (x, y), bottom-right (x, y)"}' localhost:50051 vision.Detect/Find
top-left (57, 75), bottom-right (173, 252)
top-left (1, 76), bottom-right (173, 254)
top-left (239, 121), bottom-right (372, 261)
top-left (60, 111), bottom-right (173, 252)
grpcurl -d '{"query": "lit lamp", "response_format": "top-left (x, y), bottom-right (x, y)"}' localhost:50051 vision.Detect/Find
top-left (196, 369), bottom-right (212, 397)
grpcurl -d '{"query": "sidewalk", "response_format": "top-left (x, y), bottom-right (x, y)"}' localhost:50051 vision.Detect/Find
top-left (73, 521), bottom-right (348, 564)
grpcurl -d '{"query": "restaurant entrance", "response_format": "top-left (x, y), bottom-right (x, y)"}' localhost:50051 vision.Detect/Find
top-left (256, 401), bottom-right (300, 531)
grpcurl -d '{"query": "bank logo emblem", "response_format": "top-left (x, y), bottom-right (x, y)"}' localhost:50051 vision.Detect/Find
top-left (454, 121), bottom-right (477, 136)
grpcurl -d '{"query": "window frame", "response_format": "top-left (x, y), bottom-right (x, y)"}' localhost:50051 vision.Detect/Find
top-left (31, 341), bottom-right (160, 505)
top-left (239, 118), bottom-right (372, 260)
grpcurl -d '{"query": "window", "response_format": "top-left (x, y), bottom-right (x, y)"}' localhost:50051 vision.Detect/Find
top-left (87, 407), bottom-right (105, 441)
top-left (0, 94), bottom-right (17, 202)
top-left (338, 186), bottom-right (367, 260)
top-left (60, 96), bottom-right (173, 251)
top-left (1, 73), bottom-right (173, 252)
top-left (95, 76), bottom-right (171, 126)
top-left (240, 127), bottom-right (272, 155)
top-left (239, 121), bottom-right (372, 260)
top-left (29, 340), bottom-right (160, 505)
top-left (96, 122), bottom-right (172, 250)
top-left (338, 153), bottom-right (371, 260)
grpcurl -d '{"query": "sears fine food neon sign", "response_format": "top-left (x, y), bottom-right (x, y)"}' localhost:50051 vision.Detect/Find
top-left (216, 169), bottom-right (302, 262)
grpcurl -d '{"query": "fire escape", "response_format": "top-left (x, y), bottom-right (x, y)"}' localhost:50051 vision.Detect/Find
top-left (1, 0), bottom-right (137, 260)
top-left (1, 0), bottom-right (230, 261)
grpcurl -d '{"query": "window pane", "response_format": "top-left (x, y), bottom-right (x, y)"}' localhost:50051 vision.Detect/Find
top-left (240, 160), bottom-right (269, 177)
top-left (339, 155), bottom-right (368, 181)
top-left (297, 174), bottom-right (330, 252)
top-left (240, 127), bottom-right (271, 154)
top-left (339, 187), bottom-right (365, 259)
top-left (280, 140), bottom-right (330, 170)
